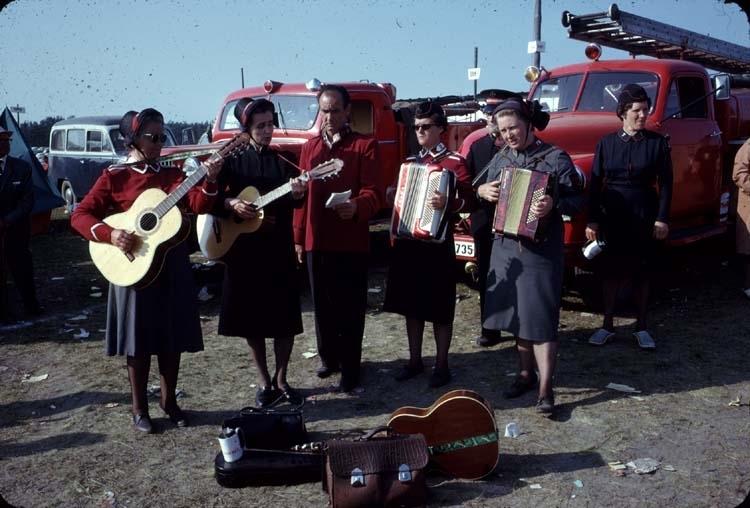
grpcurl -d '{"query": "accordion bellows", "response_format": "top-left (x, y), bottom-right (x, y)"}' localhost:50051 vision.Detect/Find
top-left (390, 162), bottom-right (456, 242)
top-left (493, 166), bottom-right (555, 242)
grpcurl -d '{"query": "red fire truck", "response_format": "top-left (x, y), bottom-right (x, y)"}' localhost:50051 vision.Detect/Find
top-left (454, 3), bottom-right (750, 278)
top-left (163, 79), bottom-right (484, 223)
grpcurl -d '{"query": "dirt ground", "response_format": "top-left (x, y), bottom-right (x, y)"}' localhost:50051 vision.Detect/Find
top-left (1, 210), bottom-right (750, 508)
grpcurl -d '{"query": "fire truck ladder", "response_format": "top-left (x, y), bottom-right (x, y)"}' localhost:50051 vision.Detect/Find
top-left (561, 3), bottom-right (750, 74)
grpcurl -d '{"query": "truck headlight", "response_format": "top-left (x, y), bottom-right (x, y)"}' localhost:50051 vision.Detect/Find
top-left (182, 157), bottom-right (201, 176)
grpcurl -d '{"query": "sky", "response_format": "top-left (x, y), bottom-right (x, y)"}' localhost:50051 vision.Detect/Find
top-left (1, 0), bottom-right (748, 124)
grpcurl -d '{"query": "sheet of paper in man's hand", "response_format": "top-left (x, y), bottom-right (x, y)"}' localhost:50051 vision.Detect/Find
top-left (325, 189), bottom-right (352, 208)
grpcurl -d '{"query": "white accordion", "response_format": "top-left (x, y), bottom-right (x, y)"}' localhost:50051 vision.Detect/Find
top-left (390, 162), bottom-right (456, 243)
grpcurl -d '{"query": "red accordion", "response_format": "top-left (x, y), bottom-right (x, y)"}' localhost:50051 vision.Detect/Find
top-left (493, 166), bottom-right (555, 242)
top-left (390, 162), bottom-right (456, 242)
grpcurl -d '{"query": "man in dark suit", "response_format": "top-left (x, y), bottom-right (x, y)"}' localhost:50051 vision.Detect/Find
top-left (466, 90), bottom-right (522, 347)
top-left (0, 126), bottom-right (41, 322)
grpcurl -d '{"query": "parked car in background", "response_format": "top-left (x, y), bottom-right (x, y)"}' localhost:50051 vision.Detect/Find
top-left (47, 116), bottom-right (179, 212)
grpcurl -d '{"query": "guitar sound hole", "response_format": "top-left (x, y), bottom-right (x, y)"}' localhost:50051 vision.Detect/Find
top-left (139, 212), bottom-right (158, 232)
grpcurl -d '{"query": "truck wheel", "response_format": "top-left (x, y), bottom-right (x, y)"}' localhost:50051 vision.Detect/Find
top-left (61, 180), bottom-right (77, 214)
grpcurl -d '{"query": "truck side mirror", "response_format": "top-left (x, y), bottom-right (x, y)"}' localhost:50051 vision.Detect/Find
top-left (713, 74), bottom-right (730, 100)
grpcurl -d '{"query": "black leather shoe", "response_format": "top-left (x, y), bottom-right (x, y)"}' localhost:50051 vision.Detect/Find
top-left (336, 377), bottom-right (359, 393)
top-left (277, 385), bottom-right (304, 406)
top-left (503, 373), bottom-right (538, 399)
top-left (255, 386), bottom-right (282, 408)
top-left (428, 369), bottom-right (452, 388)
top-left (475, 335), bottom-right (502, 347)
top-left (133, 413), bottom-right (154, 433)
top-left (316, 366), bottom-right (339, 379)
top-left (536, 392), bottom-right (555, 415)
top-left (25, 304), bottom-right (45, 317)
top-left (393, 363), bottom-right (424, 381)
top-left (160, 404), bottom-right (189, 427)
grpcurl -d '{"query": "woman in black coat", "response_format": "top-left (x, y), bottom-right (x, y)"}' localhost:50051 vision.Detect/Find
top-left (207, 98), bottom-right (307, 407)
top-left (585, 84), bottom-right (673, 350)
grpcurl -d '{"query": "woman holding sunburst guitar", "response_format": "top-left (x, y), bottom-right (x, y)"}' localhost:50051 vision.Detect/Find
top-left (71, 108), bottom-right (223, 433)
top-left (204, 98), bottom-right (307, 408)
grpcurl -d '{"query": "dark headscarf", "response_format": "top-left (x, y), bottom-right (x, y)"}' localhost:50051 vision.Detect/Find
top-left (616, 84), bottom-right (651, 119)
top-left (233, 98), bottom-right (275, 131)
top-left (120, 108), bottom-right (164, 147)
top-left (492, 98), bottom-right (549, 131)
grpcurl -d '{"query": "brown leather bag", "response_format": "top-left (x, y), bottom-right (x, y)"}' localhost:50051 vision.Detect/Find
top-left (323, 426), bottom-right (428, 508)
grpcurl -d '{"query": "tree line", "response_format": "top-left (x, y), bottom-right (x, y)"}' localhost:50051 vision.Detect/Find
top-left (19, 117), bottom-right (211, 148)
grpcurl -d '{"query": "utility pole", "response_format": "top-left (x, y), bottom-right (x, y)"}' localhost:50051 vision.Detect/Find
top-left (533, 0), bottom-right (543, 68)
top-left (241, 67), bottom-right (245, 88)
top-left (474, 47), bottom-right (478, 100)
top-left (468, 47), bottom-right (480, 100)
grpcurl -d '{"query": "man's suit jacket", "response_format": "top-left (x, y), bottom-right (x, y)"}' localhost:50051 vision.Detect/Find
top-left (0, 155), bottom-right (34, 235)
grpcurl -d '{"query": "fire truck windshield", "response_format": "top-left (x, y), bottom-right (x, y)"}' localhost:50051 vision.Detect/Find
top-left (218, 95), bottom-right (320, 132)
top-left (530, 71), bottom-right (658, 114)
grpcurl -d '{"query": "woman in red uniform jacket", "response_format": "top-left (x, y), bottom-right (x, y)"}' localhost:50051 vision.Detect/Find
top-left (384, 101), bottom-right (477, 388)
top-left (71, 108), bottom-right (221, 434)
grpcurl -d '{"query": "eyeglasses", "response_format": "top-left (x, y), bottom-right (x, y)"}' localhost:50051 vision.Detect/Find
top-left (141, 133), bottom-right (167, 143)
top-left (412, 124), bottom-right (436, 132)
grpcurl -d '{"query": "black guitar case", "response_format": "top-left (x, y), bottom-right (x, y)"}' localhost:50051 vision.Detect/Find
top-left (214, 448), bottom-right (322, 488)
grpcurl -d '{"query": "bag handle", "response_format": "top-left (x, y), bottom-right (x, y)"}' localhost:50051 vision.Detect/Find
top-left (359, 425), bottom-right (394, 441)
top-left (238, 402), bottom-right (304, 416)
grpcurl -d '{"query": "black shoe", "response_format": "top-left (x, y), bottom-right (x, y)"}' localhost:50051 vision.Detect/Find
top-left (393, 363), bottom-right (424, 381)
top-left (277, 384), bottom-right (304, 406)
top-left (25, 304), bottom-right (45, 317)
top-left (160, 403), bottom-right (189, 427)
top-left (316, 366), bottom-right (339, 379)
top-left (536, 392), bottom-right (555, 415)
top-left (255, 386), bottom-right (282, 408)
top-left (428, 369), bottom-right (452, 388)
top-left (475, 335), bottom-right (502, 347)
top-left (503, 373), bottom-right (538, 399)
top-left (337, 377), bottom-right (359, 393)
top-left (133, 413), bottom-right (154, 433)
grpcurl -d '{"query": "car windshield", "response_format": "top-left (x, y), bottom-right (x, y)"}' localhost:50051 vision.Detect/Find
top-left (530, 71), bottom-right (658, 113)
top-left (218, 95), bottom-right (319, 132)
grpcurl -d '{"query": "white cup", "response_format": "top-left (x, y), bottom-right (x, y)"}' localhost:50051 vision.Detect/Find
top-left (504, 422), bottom-right (520, 438)
top-left (582, 240), bottom-right (605, 260)
top-left (218, 427), bottom-right (244, 463)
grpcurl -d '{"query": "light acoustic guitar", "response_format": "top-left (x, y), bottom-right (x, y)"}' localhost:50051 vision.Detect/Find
top-left (195, 158), bottom-right (343, 260)
top-left (89, 132), bottom-right (251, 288)
top-left (387, 389), bottom-right (499, 480)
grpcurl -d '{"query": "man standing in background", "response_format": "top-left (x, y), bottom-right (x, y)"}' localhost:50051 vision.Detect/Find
top-left (0, 126), bottom-right (41, 323)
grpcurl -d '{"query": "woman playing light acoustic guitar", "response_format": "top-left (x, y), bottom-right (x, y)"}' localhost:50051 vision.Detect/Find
top-left (71, 108), bottom-right (222, 433)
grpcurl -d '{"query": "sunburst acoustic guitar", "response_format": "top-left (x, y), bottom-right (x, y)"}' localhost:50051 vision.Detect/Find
top-left (387, 389), bottom-right (499, 480)
top-left (89, 132), bottom-right (250, 288)
top-left (195, 158), bottom-right (343, 260)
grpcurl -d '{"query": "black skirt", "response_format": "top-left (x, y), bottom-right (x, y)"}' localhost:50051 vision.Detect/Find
top-left (105, 242), bottom-right (203, 356)
top-left (383, 236), bottom-right (456, 324)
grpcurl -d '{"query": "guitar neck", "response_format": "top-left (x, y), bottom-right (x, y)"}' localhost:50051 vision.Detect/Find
top-left (151, 147), bottom-right (229, 219)
top-left (153, 165), bottom-right (208, 218)
top-left (254, 181), bottom-right (292, 210)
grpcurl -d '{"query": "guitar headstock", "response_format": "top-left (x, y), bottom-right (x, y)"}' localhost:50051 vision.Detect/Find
top-left (212, 132), bottom-right (252, 162)
top-left (301, 158), bottom-right (344, 182)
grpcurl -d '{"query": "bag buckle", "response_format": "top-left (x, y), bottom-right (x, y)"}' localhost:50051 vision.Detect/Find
top-left (350, 467), bottom-right (365, 487)
top-left (398, 464), bottom-right (412, 482)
